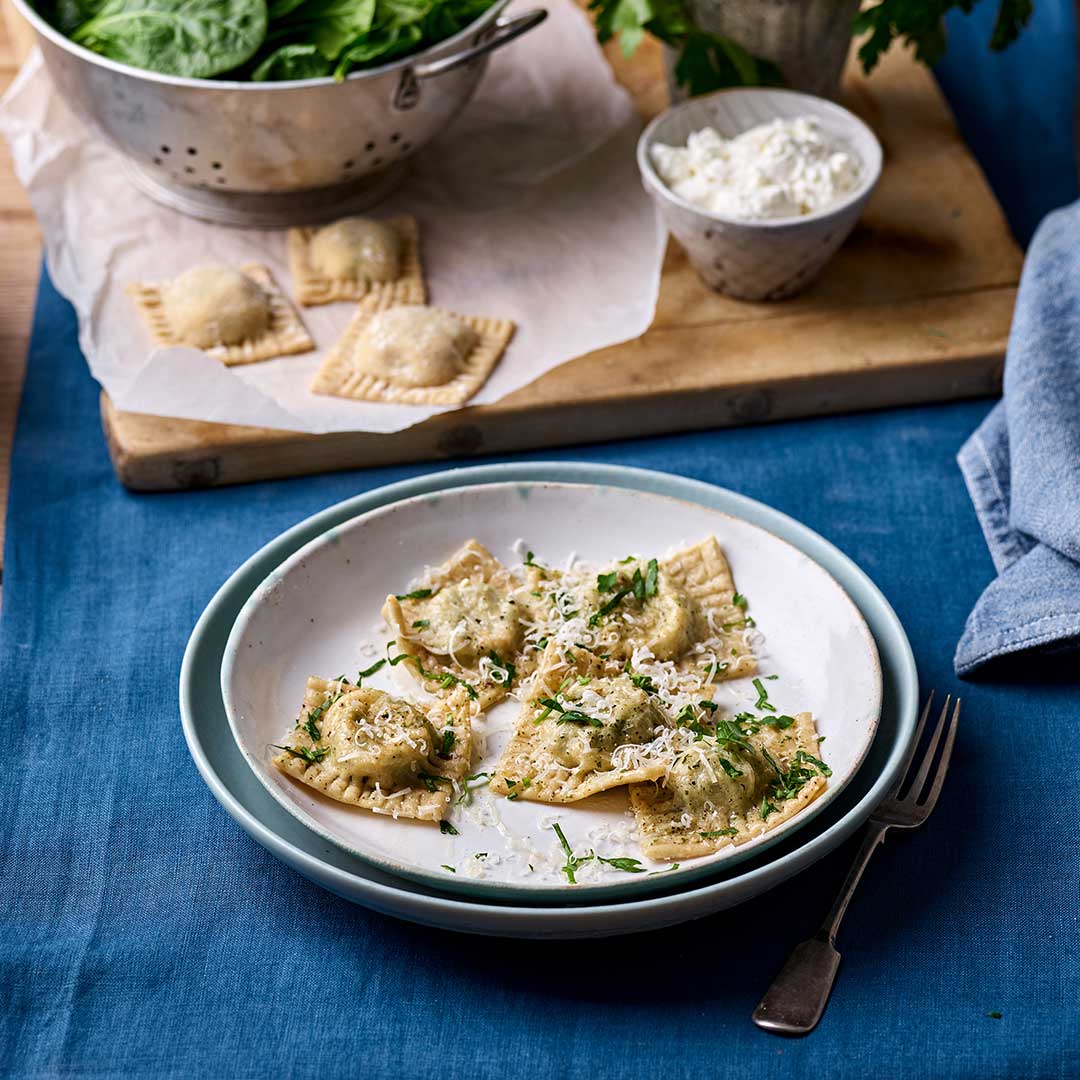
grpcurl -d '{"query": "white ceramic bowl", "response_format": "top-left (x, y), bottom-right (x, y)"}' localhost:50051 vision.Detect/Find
top-left (637, 87), bottom-right (883, 301)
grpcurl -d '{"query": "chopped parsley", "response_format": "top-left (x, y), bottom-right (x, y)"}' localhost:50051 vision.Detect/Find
top-left (753, 677), bottom-right (777, 712)
top-left (440, 864), bottom-right (456, 873)
top-left (717, 757), bottom-right (744, 779)
top-left (300, 690), bottom-right (342, 742)
top-left (275, 744), bottom-right (331, 765)
top-left (732, 592), bottom-right (748, 610)
top-left (357, 658), bottom-right (387, 682)
top-left (536, 696), bottom-right (603, 728)
top-left (417, 772), bottom-right (451, 793)
top-left (474, 852), bottom-right (488, 860)
top-left (455, 772), bottom-right (490, 806)
top-left (588, 558), bottom-right (659, 626)
top-left (439, 820), bottom-right (459, 836)
top-left (437, 728), bottom-right (456, 759)
top-left (552, 823), bottom-right (592, 884)
top-left (597, 570), bottom-right (619, 593)
top-left (504, 777), bottom-right (533, 801)
top-left (395, 588), bottom-right (435, 600)
top-left (700, 828), bottom-right (738, 838)
top-left (760, 797), bottom-right (779, 820)
top-left (487, 651), bottom-right (516, 687)
top-left (760, 747), bottom-right (831, 805)
top-left (387, 648), bottom-right (477, 700)
top-left (412, 619), bottom-right (431, 629)
top-left (597, 855), bottom-right (645, 874)
top-left (625, 665), bottom-right (658, 694)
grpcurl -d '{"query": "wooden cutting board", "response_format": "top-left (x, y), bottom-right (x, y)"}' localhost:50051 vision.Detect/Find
top-left (30, 24), bottom-right (1022, 489)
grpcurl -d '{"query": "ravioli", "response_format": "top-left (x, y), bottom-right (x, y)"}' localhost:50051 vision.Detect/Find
top-left (353, 306), bottom-right (479, 388)
top-left (629, 711), bottom-right (828, 859)
top-left (382, 540), bottom-right (532, 709)
top-left (288, 215), bottom-right (425, 307)
top-left (582, 557), bottom-right (695, 662)
top-left (127, 263), bottom-right (313, 365)
top-left (664, 536), bottom-right (757, 680)
top-left (514, 537), bottom-right (756, 682)
top-left (310, 299), bottom-right (514, 405)
top-left (271, 676), bottom-right (471, 821)
top-left (490, 645), bottom-right (669, 803)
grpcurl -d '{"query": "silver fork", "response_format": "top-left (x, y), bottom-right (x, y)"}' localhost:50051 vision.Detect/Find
top-left (752, 692), bottom-right (961, 1036)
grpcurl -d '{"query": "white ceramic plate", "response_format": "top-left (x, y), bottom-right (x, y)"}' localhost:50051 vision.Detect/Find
top-left (222, 480), bottom-right (881, 901)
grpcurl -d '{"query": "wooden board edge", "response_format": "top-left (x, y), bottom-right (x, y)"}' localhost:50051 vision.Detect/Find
top-left (102, 344), bottom-right (1004, 492)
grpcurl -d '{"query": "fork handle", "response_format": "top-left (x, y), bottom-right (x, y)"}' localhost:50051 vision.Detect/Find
top-left (753, 824), bottom-right (887, 1035)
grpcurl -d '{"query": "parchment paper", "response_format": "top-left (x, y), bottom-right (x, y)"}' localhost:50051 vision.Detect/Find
top-left (0, 0), bottom-right (664, 434)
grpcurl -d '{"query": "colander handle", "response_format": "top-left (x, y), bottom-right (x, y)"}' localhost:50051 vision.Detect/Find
top-left (405, 8), bottom-right (548, 85)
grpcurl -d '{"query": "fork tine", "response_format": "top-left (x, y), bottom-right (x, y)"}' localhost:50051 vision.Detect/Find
top-left (917, 698), bottom-right (960, 812)
top-left (887, 691), bottom-right (935, 799)
top-left (903, 694), bottom-right (952, 802)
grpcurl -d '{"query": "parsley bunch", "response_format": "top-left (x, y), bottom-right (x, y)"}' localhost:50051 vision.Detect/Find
top-left (591, 0), bottom-right (1031, 96)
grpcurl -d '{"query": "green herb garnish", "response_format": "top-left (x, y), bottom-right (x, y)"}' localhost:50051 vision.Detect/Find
top-left (552, 823), bottom-right (593, 884)
top-left (732, 592), bottom-right (748, 609)
top-left (753, 677), bottom-right (777, 712)
top-left (700, 828), bottom-right (738, 838)
top-left (412, 619), bottom-right (431, 629)
top-left (357, 658), bottom-right (386, 682)
top-left (597, 571), bottom-right (619, 593)
top-left (387, 649), bottom-right (477, 700)
top-left (439, 820), bottom-right (458, 836)
top-left (275, 744), bottom-right (331, 765)
top-left (597, 855), bottom-right (646, 874)
top-left (438, 728), bottom-right (456, 759)
top-left (396, 588), bottom-right (434, 600)
top-left (717, 758), bottom-right (743, 779)
top-left (417, 772), bottom-right (451, 793)
top-left (441, 864), bottom-right (456, 873)
top-left (455, 772), bottom-right (490, 806)
top-left (487, 651), bottom-right (516, 687)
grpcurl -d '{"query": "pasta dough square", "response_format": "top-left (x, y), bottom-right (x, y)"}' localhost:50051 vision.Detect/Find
top-left (382, 539), bottom-right (536, 710)
top-left (630, 712), bottom-right (827, 859)
top-left (126, 263), bottom-right (313, 366)
top-left (490, 644), bottom-right (670, 804)
top-left (271, 676), bottom-right (472, 821)
top-left (310, 298), bottom-right (514, 405)
top-left (287, 215), bottom-right (426, 307)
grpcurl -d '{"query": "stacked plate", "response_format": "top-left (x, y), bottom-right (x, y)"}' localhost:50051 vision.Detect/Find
top-left (181, 463), bottom-right (918, 939)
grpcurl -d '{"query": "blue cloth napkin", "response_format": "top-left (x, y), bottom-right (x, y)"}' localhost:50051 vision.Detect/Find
top-left (955, 200), bottom-right (1080, 675)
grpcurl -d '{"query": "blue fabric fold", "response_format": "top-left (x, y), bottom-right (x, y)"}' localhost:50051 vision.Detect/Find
top-left (955, 200), bottom-right (1080, 675)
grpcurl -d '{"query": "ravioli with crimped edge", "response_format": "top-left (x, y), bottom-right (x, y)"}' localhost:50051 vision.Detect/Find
top-left (505, 537), bottom-right (756, 682)
top-left (382, 540), bottom-right (539, 711)
top-left (310, 299), bottom-right (514, 405)
top-left (127, 263), bottom-right (313, 365)
top-left (271, 676), bottom-right (471, 822)
top-left (287, 215), bottom-right (425, 307)
top-left (490, 643), bottom-right (671, 803)
top-left (629, 710), bottom-right (829, 860)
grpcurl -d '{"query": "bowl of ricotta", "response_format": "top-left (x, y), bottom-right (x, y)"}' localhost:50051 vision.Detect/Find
top-left (637, 88), bottom-right (882, 300)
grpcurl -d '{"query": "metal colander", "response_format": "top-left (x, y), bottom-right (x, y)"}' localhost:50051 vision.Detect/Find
top-left (11, 0), bottom-right (546, 226)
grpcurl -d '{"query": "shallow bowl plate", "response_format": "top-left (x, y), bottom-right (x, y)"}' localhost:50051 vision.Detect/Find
top-left (221, 476), bottom-right (882, 901)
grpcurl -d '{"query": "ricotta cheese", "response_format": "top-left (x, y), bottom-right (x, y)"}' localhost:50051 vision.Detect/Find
top-left (650, 116), bottom-right (861, 221)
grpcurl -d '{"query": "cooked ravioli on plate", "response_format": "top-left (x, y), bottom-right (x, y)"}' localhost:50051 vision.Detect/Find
top-left (272, 676), bottom-right (471, 822)
top-left (221, 480), bottom-right (882, 899)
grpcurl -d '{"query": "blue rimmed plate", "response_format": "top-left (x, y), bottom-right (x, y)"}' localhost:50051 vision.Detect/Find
top-left (181, 462), bottom-right (917, 937)
top-left (221, 480), bottom-right (882, 900)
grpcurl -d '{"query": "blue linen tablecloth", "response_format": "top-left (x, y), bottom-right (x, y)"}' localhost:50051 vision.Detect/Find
top-left (2, 4), bottom-right (1079, 1077)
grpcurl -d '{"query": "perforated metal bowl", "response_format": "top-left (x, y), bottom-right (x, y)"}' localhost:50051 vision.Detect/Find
top-left (10, 0), bottom-right (546, 225)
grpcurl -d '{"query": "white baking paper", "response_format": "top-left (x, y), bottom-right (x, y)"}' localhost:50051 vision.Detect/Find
top-left (0, 0), bottom-right (664, 434)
